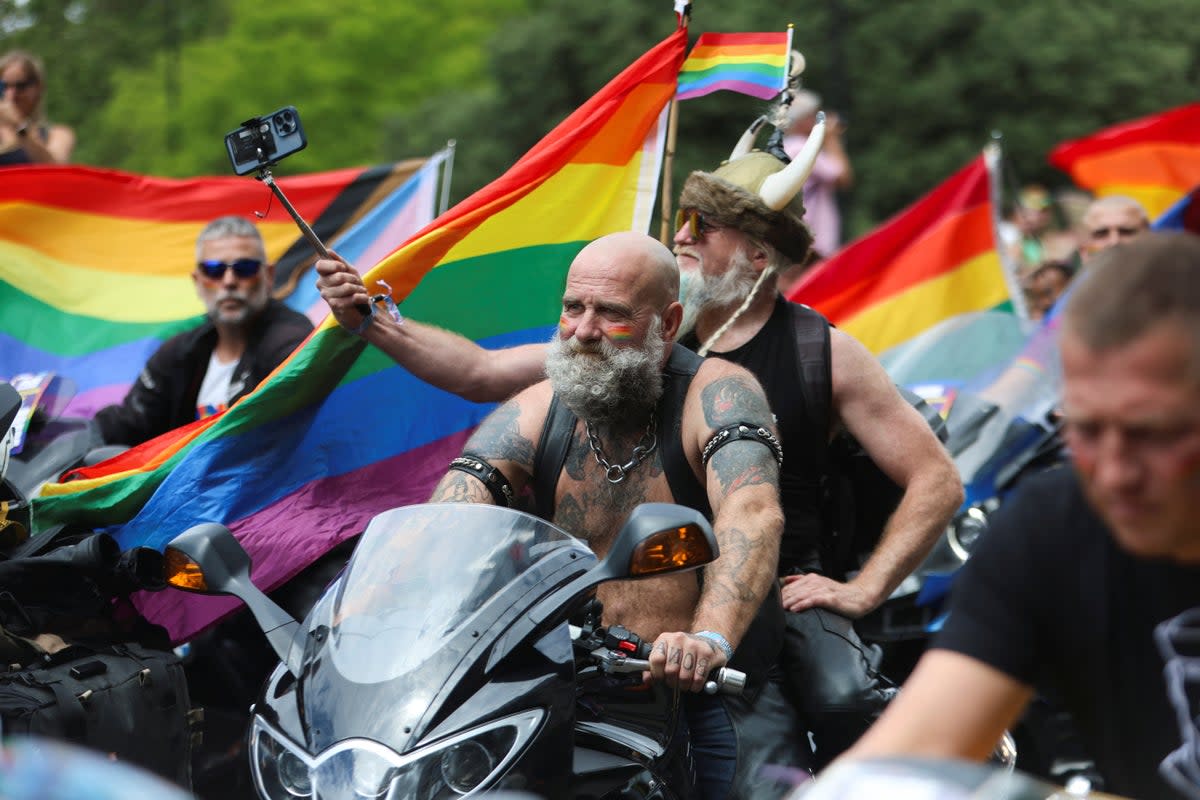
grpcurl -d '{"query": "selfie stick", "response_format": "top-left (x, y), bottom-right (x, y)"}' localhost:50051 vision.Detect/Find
top-left (255, 158), bottom-right (375, 319)
top-left (255, 163), bottom-right (331, 259)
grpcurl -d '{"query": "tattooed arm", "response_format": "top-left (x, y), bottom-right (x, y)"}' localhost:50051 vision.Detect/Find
top-left (650, 360), bottom-right (784, 693)
top-left (428, 382), bottom-right (549, 504)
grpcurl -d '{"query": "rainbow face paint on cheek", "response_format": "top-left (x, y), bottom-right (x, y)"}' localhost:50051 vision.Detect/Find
top-left (559, 315), bottom-right (570, 332)
top-left (608, 324), bottom-right (634, 341)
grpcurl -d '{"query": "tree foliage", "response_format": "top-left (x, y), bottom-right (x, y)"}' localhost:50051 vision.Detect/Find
top-left (4, 0), bottom-right (1200, 234)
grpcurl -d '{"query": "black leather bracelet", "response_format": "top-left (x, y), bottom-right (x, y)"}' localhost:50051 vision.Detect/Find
top-left (448, 454), bottom-right (516, 508)
top-left (701, 422), bottom-right (784, 469)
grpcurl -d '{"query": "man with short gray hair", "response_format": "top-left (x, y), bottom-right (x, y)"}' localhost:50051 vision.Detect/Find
top-left (94, 216), bottom-right (312, 445)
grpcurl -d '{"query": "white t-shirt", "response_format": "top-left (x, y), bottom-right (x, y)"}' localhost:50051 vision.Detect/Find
top-left (195, 352), bottom-right (238, 419)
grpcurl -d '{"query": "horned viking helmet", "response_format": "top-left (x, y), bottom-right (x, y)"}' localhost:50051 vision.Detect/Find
top-left (678, 113), bottom-right (826, 263)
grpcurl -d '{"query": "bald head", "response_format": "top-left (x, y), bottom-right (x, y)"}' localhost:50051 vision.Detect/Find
top-left (1081, 195), bottom-right (1150, 262)
top-left (570, 231), bottom-right (680, 310)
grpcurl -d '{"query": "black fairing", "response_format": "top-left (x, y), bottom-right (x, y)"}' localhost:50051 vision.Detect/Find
top-left (250, 504), bottom-right (697, 798)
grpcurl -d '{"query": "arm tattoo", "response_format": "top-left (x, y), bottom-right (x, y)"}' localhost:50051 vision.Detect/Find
top-left (430, 472), bottom-right (492, 504)
top-left (701, 376), bottom-right (780, 494)
top-left (701, 375), bottom-right (774, 430)
top-left (703, 524), bottom-right (765, 607)
top-left (708, 442), bottom-right (777, 495)
top-left (463, 400), bottom-right (536, 471)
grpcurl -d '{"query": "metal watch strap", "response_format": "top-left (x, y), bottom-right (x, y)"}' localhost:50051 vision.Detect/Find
top-left (695, 630), bottom-right (734, 660)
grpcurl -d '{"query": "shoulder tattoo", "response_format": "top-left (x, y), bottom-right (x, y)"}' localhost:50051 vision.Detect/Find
top-left (463, 400), bottom-right (536, 472)
top-left (700, 376), bottom-right (779, 494)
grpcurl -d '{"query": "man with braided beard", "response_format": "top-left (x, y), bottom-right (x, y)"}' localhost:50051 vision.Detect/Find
top-left (428, 231), bottom-right (785, 800)
top-left (316, 128), bottom-right (961, 794)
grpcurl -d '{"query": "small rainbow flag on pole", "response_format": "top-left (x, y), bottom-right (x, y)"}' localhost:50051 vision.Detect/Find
top-left (1049, 102), bottom-right (1200, 219)
top-left (675, 31), bottom-right (791, 101)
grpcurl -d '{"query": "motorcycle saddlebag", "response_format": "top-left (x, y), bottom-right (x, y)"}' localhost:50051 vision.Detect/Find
top-left (0, 640), bottom-right (193, 788)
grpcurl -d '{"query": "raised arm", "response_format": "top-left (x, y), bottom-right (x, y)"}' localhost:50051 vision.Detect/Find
top-left (316, 256), bottom-right (547, 403)
top-left (652, 360), bottom-right (784, 692)
top-left (783, 329), bottom-right (963, 618)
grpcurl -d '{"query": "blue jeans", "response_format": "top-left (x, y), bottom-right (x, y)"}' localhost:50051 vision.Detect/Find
top-left (683, 693), bottom-right (737, 800)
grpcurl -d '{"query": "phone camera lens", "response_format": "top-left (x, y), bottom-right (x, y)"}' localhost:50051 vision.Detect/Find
top-left (274, 111), bottom-right (297, 135)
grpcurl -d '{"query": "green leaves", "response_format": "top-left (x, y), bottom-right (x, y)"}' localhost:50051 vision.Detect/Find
top-left (5, 0), bottom-right (1200, 233)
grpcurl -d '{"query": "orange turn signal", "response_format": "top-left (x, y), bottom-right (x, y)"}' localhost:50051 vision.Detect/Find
top-left (164, 547), bottom-right (208, 592)
top-left (629, 524), bottom-right (714, 577)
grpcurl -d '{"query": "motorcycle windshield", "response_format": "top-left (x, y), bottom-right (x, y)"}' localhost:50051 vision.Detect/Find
top-left (314, 503), bottom-right (593, 685)
top-left (881, 311), bottom-right (1063, 488)
top-left (949, 316), bottom-right (1063, 485)
top-left (880, 310), bottom-right (1032, 391)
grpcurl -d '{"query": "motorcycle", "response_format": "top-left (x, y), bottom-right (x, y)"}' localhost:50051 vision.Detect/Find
top-left (163, 501), bottom-right (745, 800)
top-left (863, 310), bottom-right (1095, 786)
top-left (1, 372), bottom-right (124, 501)
top-left (860, 310), bottom-right (1063, 648)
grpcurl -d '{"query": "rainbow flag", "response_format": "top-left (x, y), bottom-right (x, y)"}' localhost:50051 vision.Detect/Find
top-left (1152, 185), bottom-right (1200, 235)
top-left (675, 31), bottom-right (789, 101)
top-left (787, 156), bottom-right (1011, 354)
top-left (33, 25), bottom-right (687, 643)
top-left (285, 150), bottom-right (449, 323)
top-left (1049, 102), bottom-right (1200, 219)
top-left (0, 161), bottom-right (425, 417)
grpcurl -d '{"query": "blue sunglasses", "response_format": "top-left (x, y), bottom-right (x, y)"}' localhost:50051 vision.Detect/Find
top-left (197, 258), bottom-right (263, 280)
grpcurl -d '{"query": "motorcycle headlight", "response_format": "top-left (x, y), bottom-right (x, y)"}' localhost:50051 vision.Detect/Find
top-left (948, 506), bottom-right (989, 560)
top-left (250, 709), bottom-right (543, 800)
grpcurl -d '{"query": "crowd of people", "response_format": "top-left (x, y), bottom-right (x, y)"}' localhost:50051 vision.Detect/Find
top-left (1000, 184), bottom-right (1152, 322)
top-left (6, 41), bottom-right (1200, 800)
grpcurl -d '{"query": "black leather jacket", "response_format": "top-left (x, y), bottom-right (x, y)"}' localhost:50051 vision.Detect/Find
top-left (94, 301), bottom-right (312, 446)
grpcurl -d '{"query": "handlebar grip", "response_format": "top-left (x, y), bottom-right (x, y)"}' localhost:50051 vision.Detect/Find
top-left (703, 667), bottom-right (746, 696)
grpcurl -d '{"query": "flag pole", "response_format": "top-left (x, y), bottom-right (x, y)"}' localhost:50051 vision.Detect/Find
top-left (984, 133), bottom-right (1030, 321)
top-left (659, 100), bottom-right (681, 245)
top-left (659, 2), bottom-right (691, 245)
top-left (439, 139), bottom-right (457, 216)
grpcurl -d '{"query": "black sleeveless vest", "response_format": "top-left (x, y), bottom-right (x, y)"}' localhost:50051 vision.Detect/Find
top-left (533, 343), bottom-right (708, 519)
top-left (531, 342), bottom-right (783, 692)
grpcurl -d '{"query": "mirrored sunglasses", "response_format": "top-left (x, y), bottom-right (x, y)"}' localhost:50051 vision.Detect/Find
top-left (675, 208), bottom-right (722, 239)
top-left (197, 258), bottom-right (263, 280)
top-left (0, 78), bottom-right (38, 93)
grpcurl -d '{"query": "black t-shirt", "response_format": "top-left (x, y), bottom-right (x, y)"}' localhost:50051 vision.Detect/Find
top-left (935, 466), bottom-right (1200, 799)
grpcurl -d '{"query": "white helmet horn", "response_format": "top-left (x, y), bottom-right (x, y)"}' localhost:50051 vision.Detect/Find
top-left (729, 115), bottom-right (769, 160)
top-left (759, 111), bottom-right (825, 211)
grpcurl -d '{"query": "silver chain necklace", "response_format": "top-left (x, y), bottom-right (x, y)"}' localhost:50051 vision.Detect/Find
top-left (586, 412), bottom-right (657, 484)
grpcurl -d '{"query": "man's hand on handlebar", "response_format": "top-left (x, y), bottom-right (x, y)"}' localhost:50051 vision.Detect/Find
top-left (648, 631), bottom-right (727, 693)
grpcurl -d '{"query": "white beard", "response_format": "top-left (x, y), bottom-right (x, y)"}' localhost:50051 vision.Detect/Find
top-left (676, 250), bottom-right (760, 340)
top-left (544, 318), bottom-right (666, 426)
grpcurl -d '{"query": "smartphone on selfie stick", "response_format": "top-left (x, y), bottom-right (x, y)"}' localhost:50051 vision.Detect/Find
top-left (224, 106), bottom-right (329, 258)
top-left (225, 106), bottom-right (377, 317)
